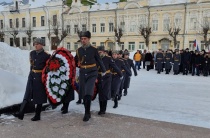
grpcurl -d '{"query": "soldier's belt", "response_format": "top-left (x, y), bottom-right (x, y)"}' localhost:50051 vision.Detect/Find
top-left (122, 69), bottom-right (125, 72)
top-left (157, 58), bottom-right (162, 59)
top-left (112, 72), bottom-right (118, 75)
top-left (32, 69), bottom-right (43, 73)
top-left (174, 60), bottom-right (179, 61)
top-left (80, 64), bottom-right (96, 69)
top-left (98, 70), bottom-right (111, 74)
top-left (166, 58), bottom-right (170, 59)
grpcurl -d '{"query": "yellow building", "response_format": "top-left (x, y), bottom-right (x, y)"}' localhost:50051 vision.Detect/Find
top-left (0, 0), bottom-right (65, 51)
top-left (64, 0), bottom-right (210, 52)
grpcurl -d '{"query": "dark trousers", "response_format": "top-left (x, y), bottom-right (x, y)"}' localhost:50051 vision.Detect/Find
top-left (192, 65), bottom-right (200, 76)
top-left (183, 63), bottom-right (190, 74)
top-left (143, 61), bottom-right (145, 69)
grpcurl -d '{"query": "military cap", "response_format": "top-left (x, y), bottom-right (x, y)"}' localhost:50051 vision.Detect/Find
top-left (186, 48), bottom-right (189, 50)
top-left (80, 31), bottom-right (91, 38)
top-left (97, 46), bottom-right (105, 51)
top-left (33, 38), bottom-right (45, 46)
top-left (112, 50), bottom-right (119, 54)
top-left (118, 50), bottom-right (123, 55)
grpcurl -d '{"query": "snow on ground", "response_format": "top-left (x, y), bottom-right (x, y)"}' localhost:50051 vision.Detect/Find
top-left (0, 43), bottom-right (210, 129)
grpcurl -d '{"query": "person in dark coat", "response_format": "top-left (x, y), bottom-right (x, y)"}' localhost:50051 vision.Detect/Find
top-left (203, 54), bottom-right (210, 76)
top-left (182, 48), bottom-right (191, 75)
top-left (14, 38), bottom-right (50, 121)
top-left (164, 50), bottom-right (173, 74)
top-left (118, 50), bottom-right (131, 100)
top-left (111, 51), bottom-right (131, 108)
top-left (179, 49), bottom-right (184, 73)
top-left (97, 46), bottom-right (122, 115)
top-left (155, 49), bottom-right (164, 74)
top-left (123, 52), bottom-right (137, 96)
top-left (192, 51), bottom-right (201, 76)
top-left (173, 49), bottom-right (181, 75)
top-left (199, 50), bottom-right (205, 74)
top-left (190, 51), bottom-right (195, 75)
top-left (145, 51), bottom-right (153, 71)
top-left (74, 31), bottom-right (106, 122)
top-left (142, 50), bottom-right (147, 69)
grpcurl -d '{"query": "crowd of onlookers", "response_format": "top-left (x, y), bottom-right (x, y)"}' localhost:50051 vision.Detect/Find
top-left (132, 48), bottom-right (210, 77)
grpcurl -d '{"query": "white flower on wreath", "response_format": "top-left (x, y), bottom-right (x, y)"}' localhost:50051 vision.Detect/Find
top-left (51, 78), bottom-right (56, 84)
top-left (52, 86), bottom-right (59, 92)
top-left (54, 70), bottom-right (60, 76)
top-left (55, 78), bottom-right (61, 84)
top-left (59, 89), bottom-right (65, 96)
top-left (56, 98), bottom-right (61, 102)
top-left (59, 66), bottom-right (66, 72)
top-left (61, 83), bottom-right (67, 89)
top-left (52, 94), bottom-right (57, 99)
top-left (60, 75), bottom-right (66, 81)
top-left (49, 91), bottom-right (52, 96)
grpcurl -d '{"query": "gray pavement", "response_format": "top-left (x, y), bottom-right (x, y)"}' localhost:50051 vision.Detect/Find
top-left (0, 111), bottom-right (210, 138)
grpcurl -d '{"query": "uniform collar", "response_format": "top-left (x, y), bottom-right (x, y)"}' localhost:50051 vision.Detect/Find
top-left (82, 43), bottom-right (91, 49)
top-left (36, 48), bottom-right (44, 54)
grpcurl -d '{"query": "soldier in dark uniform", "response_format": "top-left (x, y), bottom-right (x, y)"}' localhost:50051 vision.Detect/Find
top-left (74, 31), bottom-right (106, 122)
top-left (173, 49), bottom-right (181, 75)
top-left (155, 49), bottom-right (164, 74)
top-left (117, 50), bottom-right (131, 100)
top-left (192, 50), bottom-right (201, 76)
top-left (179, 49), bottom-right (184, 73)
top-left (182, 48), bottom-right (191, 75)
top-left (123, 52), bottom-right (137, 96)
top-left (14, 38), bottom-right (50, 121)
top-left (164, 50), bottom-right (173, 74)
top-left (97, 46), bottom-right (122, 115)
top-left (203, 54), bottom-right (210, 76)
top-left (111, 51), bottom-right (131, 108)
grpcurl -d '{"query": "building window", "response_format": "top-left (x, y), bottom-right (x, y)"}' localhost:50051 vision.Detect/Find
top-left (152, 42), bottom-right (157, 50)
top-left (41, 37), bottom-right (45, 46)
top-left (22, 18), bottom-right (25, 28)
top-left (121, 42), bottom-right (124, 50)
top-left (10, 38), bottom-right (14, 46)
top-left (74, 42), bottom-right (78, 50)
top-left (189, 41), bottom-right (194, 50)
top-left (16, 38), bottom-right (20, 47)
top-left (163, 18), bottom-right (170, 31)
top-left (120, 21), bottom-right (125, 32)
top-left (67, 25), bottom-right (71, 34)
top-left (201, 41), bottom-right (205, 50)
top-left (109, 23), bottom-right (114, 32)
top-left (0, 20), bottom-right (3, 29)
top-left (175, 18), bottom-right (182, 28)
top-left (9, 19), bottom-right (13, 28)
top-left (175, 41), bottom-right (180, 49)
top-left (190, 18), bottom-right (196, 30)
top-left (41, 16), bottom-right (45, 26)
top-left (152, 20), bottom-right (158, 31)
top-left (32, 17), bottom-right (36, 27)
top-left (100, 23), bottom-right (105, 33)
top-left (100, 42), bottom-right (105, 46)
top-left (16, 18), bottom-right (19, 28)
top-left (82, 24), bottom-right (86, 32)
top-left (53, 15), bottom-right (57, 26)
top-left (22, 37), bottom-right (27, 46)
top-left (128, 42), bottom-right (135, 51)
top-left (92, 24), bottom-right (96, 33)
top-left (130, 22), bottom-right (136, 32)
top-left (92, 42), bottom-right (96, 46)
top-left (0, 38), bottom-right (4, 42)
top-left (139, 42), bottom-right (145, 49)
top-left (74, 25), bottom-right (78, 34)
top-left (67, 42), bottom-right (71, 50)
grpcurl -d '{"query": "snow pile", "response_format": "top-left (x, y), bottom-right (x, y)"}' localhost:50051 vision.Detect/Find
top-left (0, 42), bottom-right (30, 77)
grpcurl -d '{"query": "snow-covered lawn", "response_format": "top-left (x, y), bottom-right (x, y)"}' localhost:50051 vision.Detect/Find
top-left (0, 42), bottom-right (210, 129)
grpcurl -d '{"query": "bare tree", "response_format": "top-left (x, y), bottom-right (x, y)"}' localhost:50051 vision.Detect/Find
top-left (139, 27), bottom-right (152, 49)
top-left (168, 27), bottom-right (181, 48)
top-left (26, 27), bottom-right (33, 45)
top-left (202, 17), bottom-right (210, 49)
top-left (9, 27), bottom-right (19, 47)
top-left (114, 27), bottom-right (123, 46)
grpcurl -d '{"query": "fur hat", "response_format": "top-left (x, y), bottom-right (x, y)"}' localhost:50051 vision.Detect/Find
top-left (97, 46), bottom-right (105, 51)
top-left (33, 38), bottom-right (45, 46)
top-left (112, 50), bottom-right (119, 54)
top-left (118, 50), bottom-right (123, 55)
top-left (124, 51), bottom-right (130, 56)
top-left (80, 31), bottom-right (91, 38)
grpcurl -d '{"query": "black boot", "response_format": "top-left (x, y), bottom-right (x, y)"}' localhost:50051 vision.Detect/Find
top-left (103, 100), bottom-right (107, 113)
top-left (61, 102), bottom-right (69, 114)
top-left (83, 96), bottom-right (91, 122)
top-left (118, 95), bottom-right (121, 101)
top-left (98, 101), bottom-right (103, 115)
top-left (124, 89), bottom-right (127, 96)
top-left (76, 98), bottom-right (82, 104)
top-left (31, 104), bottom-right (42, 121)
top-left (14, 100), bottom-right (27, 120)
top-left (113, 96), bottom-right (118, 108)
